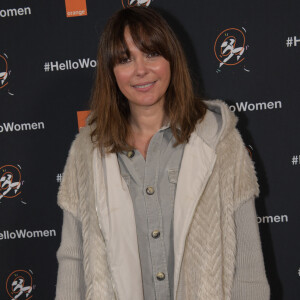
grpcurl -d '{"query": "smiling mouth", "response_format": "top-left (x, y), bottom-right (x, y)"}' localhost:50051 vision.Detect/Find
top-left (132, 81), bottom-right (156, 88)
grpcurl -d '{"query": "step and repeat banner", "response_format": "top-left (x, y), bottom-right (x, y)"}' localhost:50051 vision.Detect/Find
top-left (1, 0), bottom-right (299, 299)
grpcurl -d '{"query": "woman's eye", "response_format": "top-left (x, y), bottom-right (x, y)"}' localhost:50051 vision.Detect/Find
top-left (147, 52), bottom-right (159, 58)
top-left (119, 57), bottom-right (131, 64)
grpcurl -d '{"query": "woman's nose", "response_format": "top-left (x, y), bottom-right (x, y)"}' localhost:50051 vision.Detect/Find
top-left (135, 58), bottom-right (148, 76)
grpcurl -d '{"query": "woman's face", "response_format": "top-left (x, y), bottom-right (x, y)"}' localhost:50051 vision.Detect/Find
top-left (113, 27), bottom-right (171, 111)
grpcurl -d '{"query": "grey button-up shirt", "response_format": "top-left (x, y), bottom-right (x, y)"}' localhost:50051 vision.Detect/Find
top-left (117, 126), bottom-right (185, 300)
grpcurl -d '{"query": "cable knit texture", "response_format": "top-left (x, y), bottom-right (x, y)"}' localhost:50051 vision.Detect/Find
top-left (55, 100), bottom-right (269, 300)
top-left (177, 115), bottom-right (259, 299)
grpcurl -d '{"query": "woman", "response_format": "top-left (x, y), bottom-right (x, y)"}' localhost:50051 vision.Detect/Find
top-left (55, 7), bottom-right (270, 300)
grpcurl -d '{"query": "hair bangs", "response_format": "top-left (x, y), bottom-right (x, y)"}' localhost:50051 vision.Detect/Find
top-left (128, 22), bottom-right (170, 60)
top-left (109, 19), bottom-right (170, 67)
top-left (109, 23), bottom-right (131, 67)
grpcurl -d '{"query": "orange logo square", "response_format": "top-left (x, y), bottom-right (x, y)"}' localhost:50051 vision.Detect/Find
top-left (65, 0), bottom-right (87, 18)
top-left (77, 110), bottom-right (90, 130)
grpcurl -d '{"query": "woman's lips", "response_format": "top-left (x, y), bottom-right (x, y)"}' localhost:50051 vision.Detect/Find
top-left (132, 81), bottom-right (156, 91)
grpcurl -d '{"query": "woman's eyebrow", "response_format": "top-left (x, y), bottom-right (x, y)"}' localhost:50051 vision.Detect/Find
top-left (119, 50), bottom-right (129, 55)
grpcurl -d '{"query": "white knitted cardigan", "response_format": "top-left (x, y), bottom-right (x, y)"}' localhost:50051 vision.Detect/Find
top-left (57, 100), bottom-right (259, 300)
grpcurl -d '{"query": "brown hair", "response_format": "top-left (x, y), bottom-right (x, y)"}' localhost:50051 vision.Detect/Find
top-left (89, 6), bottom-right (206, 153)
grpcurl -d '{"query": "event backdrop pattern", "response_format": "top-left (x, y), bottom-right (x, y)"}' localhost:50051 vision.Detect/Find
top-left (1, 0), bottom-right (300, 299)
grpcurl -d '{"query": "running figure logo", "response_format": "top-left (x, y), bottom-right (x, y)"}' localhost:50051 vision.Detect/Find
top-left (0, 165), bottom-right (24, 203)
top-left (122, 0), bottom-right (152, 8)
top-left (0, 52), bottom-right (13, 95)
top-left (214, 28), bottom-right (249, 73)
top-left (6, 270), bottom-right (34, 300)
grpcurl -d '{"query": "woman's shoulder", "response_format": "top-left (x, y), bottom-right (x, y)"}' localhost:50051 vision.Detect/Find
top-left (195, 99), bottom-right (238, 149)
top-left (58, 125), bottom-right (95, 216)
top-left (69, 125), bottom-right (95, 157)
top-left (199, 100), bottom-right (259, 207)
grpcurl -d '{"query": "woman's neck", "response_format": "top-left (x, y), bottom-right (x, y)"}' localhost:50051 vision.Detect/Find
top-left (128, 104), bottom-right (168, 158)
top-left (129, 102), bottom-right (167, 135)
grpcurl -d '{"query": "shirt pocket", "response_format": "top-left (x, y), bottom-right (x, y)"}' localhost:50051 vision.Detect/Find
top-left (168, 169), bottom-right (179, 201)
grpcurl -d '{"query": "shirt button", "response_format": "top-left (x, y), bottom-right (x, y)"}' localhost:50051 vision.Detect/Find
top-left (127, 150), bottom-right (135, 158)
top-left (146, 186), bottom-right (155, 195)
top-left (156, 272), bottom-right (165, 281)
top-left (151, 230), bottom-right (160, 239)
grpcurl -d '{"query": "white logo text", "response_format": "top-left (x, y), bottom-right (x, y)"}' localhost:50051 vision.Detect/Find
top-left (0, 7), bottom-right (31, 18)
top-left (0, 121), bottom-right (45, 133)
top-left (257, 214), bottom-right (288, 224)
top-left (0, 229), bottom-right (56, 240)
top-left (229, 100), bottom-right (282, 112)
top-left (44, 58), bottom-right (97, 72)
